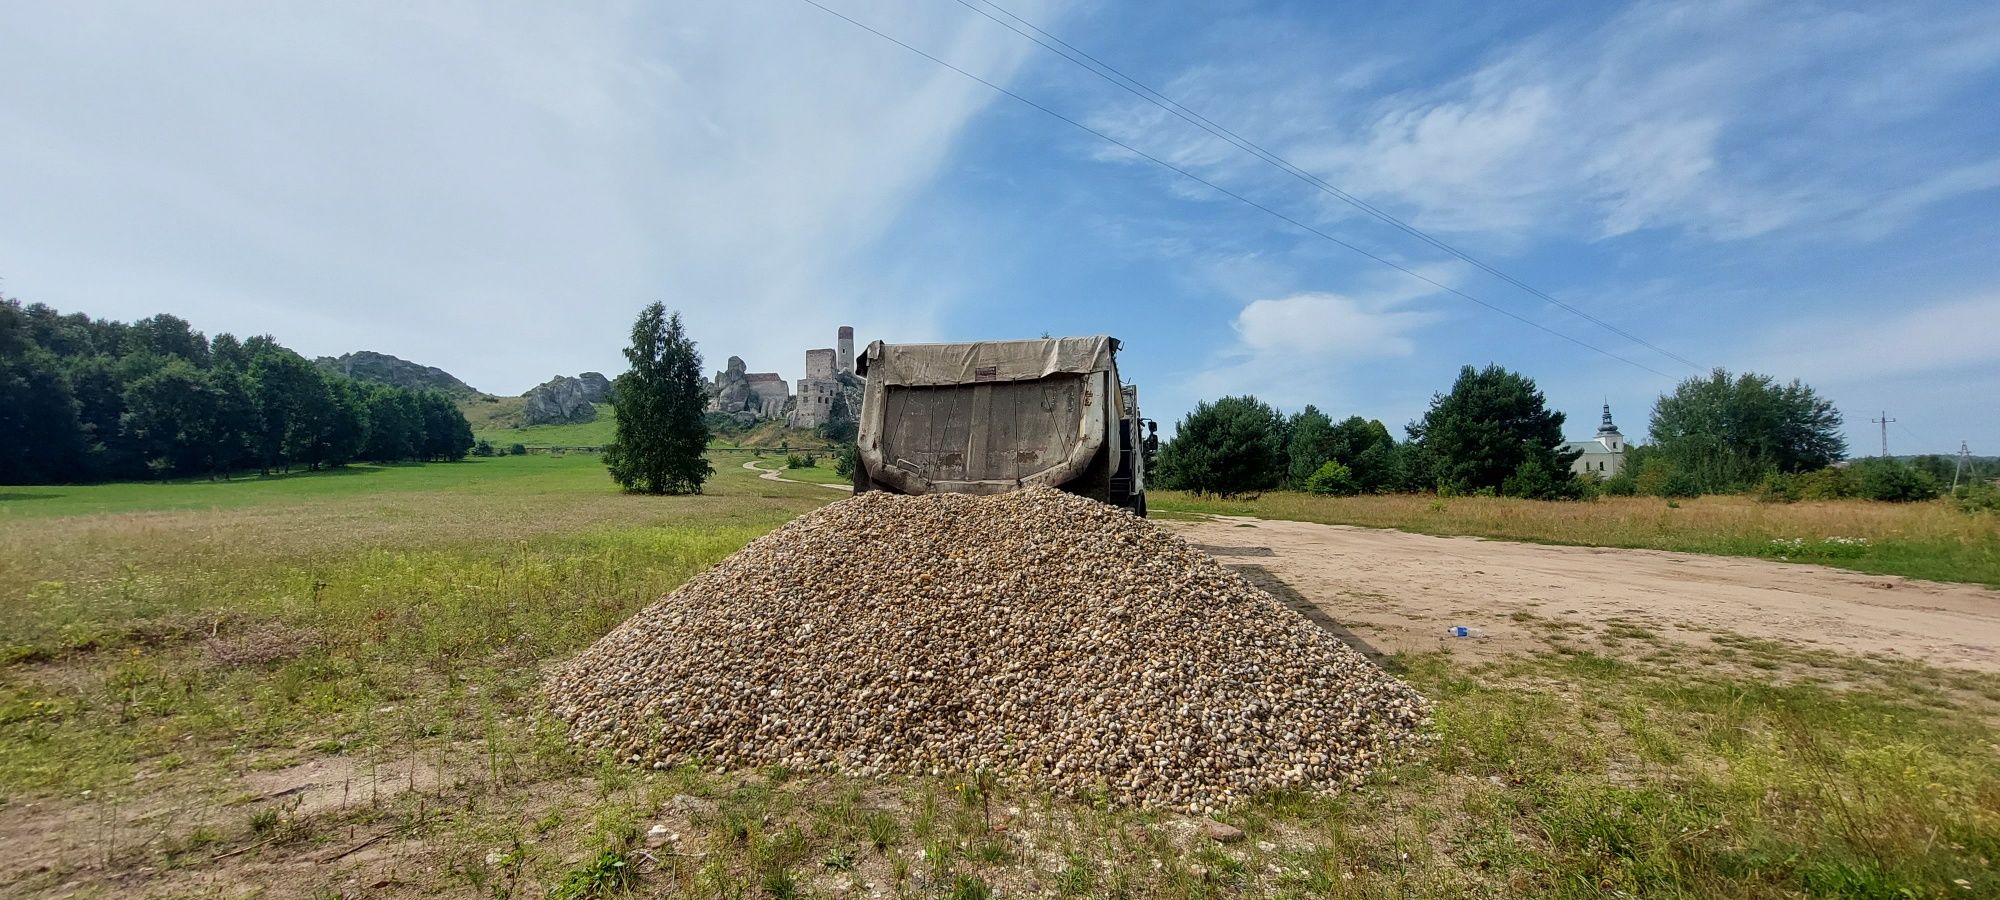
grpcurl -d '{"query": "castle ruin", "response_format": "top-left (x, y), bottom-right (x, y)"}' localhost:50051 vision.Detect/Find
top-left (705, 356), bottom-right (791, 427)
top-left (788, 326), bottom-right (864, 430)
top-left (703, 326), bottom-right (863, 431)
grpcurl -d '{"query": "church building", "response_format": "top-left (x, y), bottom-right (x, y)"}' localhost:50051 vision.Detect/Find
top-left (1564, 403), bottom-right (1627, 478)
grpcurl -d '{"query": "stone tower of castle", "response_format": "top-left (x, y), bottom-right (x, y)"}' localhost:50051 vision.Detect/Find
top-left (788, 325), bottom-right (864, 430)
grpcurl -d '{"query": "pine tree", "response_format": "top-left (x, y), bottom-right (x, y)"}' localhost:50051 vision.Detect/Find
top-left (605, 304), bottom-right (712, 494)
top-left (1155, 395), bottom-right (1285, 497)
top-left (1407, 364), bottom-right (1579, 496)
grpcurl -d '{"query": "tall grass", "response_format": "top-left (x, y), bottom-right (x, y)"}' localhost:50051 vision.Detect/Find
top-left (0, 456), bottom-right (834, 795)
top-left (1154, 491), bottom-right (2000, 586)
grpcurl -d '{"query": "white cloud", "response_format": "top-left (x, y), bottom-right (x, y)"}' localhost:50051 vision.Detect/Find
top-left (1233, 292), bottom-right (1437, 359)
top-left (1180, 261), bottom-right (1458, 411)
top-left (1753, 294), bottom-right (2000, 385)
top-left (1085, 0), bottom-right (2000, 243)
top-left (0, 1), bottom-right (1063, 392)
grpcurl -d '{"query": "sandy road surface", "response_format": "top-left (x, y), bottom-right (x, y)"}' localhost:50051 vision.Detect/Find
top-left (1169, 515), bottom-right (2000, 672)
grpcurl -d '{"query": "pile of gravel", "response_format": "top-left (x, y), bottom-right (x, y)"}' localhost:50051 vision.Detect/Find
top-left (546, 487), bottom-right (1427, 812)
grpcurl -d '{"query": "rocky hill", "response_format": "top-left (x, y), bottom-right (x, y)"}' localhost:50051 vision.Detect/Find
top-left (315, 351), bottom-right (486, 399)
top-left (518, 372), bottom-right (614, 426)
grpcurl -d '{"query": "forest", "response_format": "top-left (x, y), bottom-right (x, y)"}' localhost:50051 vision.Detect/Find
top-left (1, 296), bottom-right (473, 484)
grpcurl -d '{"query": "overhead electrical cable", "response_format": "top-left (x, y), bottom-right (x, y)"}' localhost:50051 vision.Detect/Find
top-left (794, 0), bottom-right (1676, 378)
top-left (951, 0), bottom-right (1705, 373)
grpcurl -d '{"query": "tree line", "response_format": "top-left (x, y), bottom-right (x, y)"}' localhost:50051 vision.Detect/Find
top-left (1156, 364), bottom-right (1587, 499)
top-left (2, 297), bottom-right (474, 484)
top-left (1154, 363), bottom-right (1976, 505)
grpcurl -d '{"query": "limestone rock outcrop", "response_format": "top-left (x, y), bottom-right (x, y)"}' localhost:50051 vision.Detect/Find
top-left (706, 356), bottom-right (788, 424)
top-left (521, 375), bottom-right (597, 426)
top-left (577, 372), bottom-right (614, 405)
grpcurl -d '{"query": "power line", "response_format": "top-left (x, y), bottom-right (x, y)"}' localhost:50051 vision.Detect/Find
top-left (1870, 411), bottom-right (1897, 457)
top-left (793, 0), bottom-right (1676, 379)
top-left (950, 0), bottom-right (1706, 373)
top-left (1894, 420), bottom-right (1934, 453)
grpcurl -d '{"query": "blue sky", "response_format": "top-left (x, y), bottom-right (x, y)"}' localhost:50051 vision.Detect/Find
top-left (3, 1), bottom-right (1996, 454)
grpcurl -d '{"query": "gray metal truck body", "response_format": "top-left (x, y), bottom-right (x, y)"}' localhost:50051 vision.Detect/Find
top-left (851, 336), bottom-right (1149, 515)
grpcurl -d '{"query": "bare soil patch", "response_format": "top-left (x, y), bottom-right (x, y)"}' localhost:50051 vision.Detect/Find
top-left (1172, 514), bottom-right (2000, 672)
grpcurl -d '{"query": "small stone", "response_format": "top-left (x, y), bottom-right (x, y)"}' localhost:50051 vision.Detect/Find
top-left (644, 824), bottom-right (673, 849)
top-left (1204, 821), bottom-right (1246, 843)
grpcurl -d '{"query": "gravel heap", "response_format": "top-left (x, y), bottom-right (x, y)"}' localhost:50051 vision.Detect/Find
top-left (546, 487), bottom-right (1427, 812)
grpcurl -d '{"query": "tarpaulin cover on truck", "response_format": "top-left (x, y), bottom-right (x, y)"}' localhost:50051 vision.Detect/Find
top-left (857, 336), bottom-right (1115, 387)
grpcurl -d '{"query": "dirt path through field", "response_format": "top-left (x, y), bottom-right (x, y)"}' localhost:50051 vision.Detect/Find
top-left (741, 458), bottom-right (853, 492)
top-left (1170, 515), bottom-right (2000, 672)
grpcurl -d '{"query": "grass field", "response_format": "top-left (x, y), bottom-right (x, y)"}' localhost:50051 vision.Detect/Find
top-left (4, 458), bottom-right (1998, 897)
top-left (755, 454), bottom-right (850, 486)
top-left (465, 401), bottom-right (837, 452)
top-left (1154, 490), bottom-right (2000, 587)
top-left (469, 403), bottom-right (618, 449)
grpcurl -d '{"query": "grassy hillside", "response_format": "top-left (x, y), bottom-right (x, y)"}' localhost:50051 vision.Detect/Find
top-left (471, 405), bottom-right (616, 448)
top-left (463, 396), bottom-right (617, 448)
top-left (722, 419), bottom-right (838, 450)
top-left (457, 394), bottom-right (526, 430)
top-left (463, 398), bottom-right (834, 452)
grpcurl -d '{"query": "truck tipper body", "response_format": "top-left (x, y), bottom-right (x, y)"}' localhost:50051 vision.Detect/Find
top-left (851, 336), bottom-right (1152, 515)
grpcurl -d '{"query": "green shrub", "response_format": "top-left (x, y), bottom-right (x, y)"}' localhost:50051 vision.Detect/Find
top-left (785, 453), bottom-right (816, 470)
top-left (1955, 480), bottom-right (2000, 513)
top-left (1792, 466), bottom-right (1854, 500)
top-left (1637, 458), bottom-right (1700, 498)
top-left (1751, 472), bottom-right (1795, 503)
top-left (1601, 470), bottom-right (1638, 496)
top-left (471, 439), bottom-right (495, 458)
top-left (1501, 454), bottom-right (1582, 500)
top-left (1850, 458), bottom-right (1941, 502)
top-left (508, 443), bottom-right (528, 456)
top-left (834, 443), bottom-right (859, 479)
top-left (1304, 460), bottom-right (1359, 496)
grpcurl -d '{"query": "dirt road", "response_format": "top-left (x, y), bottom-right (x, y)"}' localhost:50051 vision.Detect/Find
top-left (1170, 515), bottom-right (2000, 672)
top-left (741, 458), bottom-right (853, 492)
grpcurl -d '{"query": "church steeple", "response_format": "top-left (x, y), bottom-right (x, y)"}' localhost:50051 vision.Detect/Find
top-left (1597, 401), bottom-right (1620, 437)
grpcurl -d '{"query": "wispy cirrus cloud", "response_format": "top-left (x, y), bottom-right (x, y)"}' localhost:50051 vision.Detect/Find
top-left (0, 1), bottom-right (1062, 392)
top-left (1086, 0), bottom-right (2000, 243)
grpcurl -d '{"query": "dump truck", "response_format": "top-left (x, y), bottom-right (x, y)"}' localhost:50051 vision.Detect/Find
top-left (851, 336), bottom-right (1154, 516)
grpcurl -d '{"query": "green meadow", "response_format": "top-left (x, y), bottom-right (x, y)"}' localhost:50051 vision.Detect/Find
top-left (3, 455), bottom-right (1997, 897)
